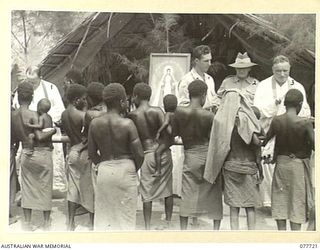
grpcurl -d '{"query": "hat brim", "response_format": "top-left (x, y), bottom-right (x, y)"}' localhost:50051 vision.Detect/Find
top-left (228, 62), bottom-right (257, 68)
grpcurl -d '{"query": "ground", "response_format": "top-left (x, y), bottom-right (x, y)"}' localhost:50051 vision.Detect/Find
top-left (8, 196), bottom-right (311, 232)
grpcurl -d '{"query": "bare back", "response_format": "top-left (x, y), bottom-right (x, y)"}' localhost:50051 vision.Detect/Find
top-left (270, 113), bottom-right (314, 158)
top-left (172, 107), bottom-right (214, 149)
top-left (88, 114), bottom-right (139, 163)
top-left (128, 105), bottom-right (164, 150)
top-left (11, 108), bottom-right (38, 148)
top-left (61, 106), bottom-right (85, 146)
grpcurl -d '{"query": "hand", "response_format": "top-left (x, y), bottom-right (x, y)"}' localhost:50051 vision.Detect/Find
top-left (42, 127), bottom-right (56, 133)
top-left (156, 132), bottom-right (160, 141)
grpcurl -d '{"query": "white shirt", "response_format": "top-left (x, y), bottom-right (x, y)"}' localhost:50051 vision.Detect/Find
top-left (254, 75), bottom-right (311, 132)
top-left (13, 79), bottom-right (65, 123)
top-left (177, 68), bottom-right (219, 109)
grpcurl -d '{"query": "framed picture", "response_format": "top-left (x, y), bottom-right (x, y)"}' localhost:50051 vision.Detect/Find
top-left (149, 53), bottom-right (191, 107)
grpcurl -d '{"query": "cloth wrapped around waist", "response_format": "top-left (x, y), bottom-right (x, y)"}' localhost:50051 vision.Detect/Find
top-left (94, 159), bottom-right (138, 231)
top-left (224, 160), bottom-right (257, 175)
top-left (277, 155), bottom-right (314, 216)
top-left (184, 144), bottom-right (208, 180)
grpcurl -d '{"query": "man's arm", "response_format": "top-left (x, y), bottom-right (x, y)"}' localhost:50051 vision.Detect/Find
top-left (306, 121), bottom-right (315, 151)
top-left (34, 127), bottom-right (56, 141)
top-left (88, 123), bottom-right (100, 165)
top-left (177, 79), bottom-right (190, 107)
top-left (262, 118), bottom-right (275, 147)
top-left (127, 120), bottom-right (144, 171)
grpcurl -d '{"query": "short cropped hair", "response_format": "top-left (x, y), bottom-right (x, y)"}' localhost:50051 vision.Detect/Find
top-left (65, 69), bottom-right (83, 85)
top-left (37, 98), bottom-right (51, 113)
top-left (87, 82), bottom-right (105, 104)
top-left (17, 81), bottom-right (34, 104)
top-left (163, 94), bottom-right (177, 113)
top-left (284, 89), bottom-right (303, 108)
top-left (273, 55), bottom-right (290, 66)
top-left (66, 84), bottom-right (87, 103)
top-left (188, 80), bottom-right (208, 98)
top-left (103, 83), bottom-right (126, 108)
top-left (192, 45), bottom-right (211, 61)
top-left (133, 83), bottom-right (152, 101)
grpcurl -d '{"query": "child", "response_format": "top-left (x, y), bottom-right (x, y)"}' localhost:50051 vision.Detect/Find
top-left (153, 94), bottom-right (177, 177)
top-left (263, 89), bottom-right (314, 231)
top-left (25, 98), bottom-right (54, 151)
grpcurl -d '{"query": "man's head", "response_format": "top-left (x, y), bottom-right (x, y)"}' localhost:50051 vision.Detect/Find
top-left (26, 66), bottom-right (41, 88)
top-left (103, 83), bottom-right (127, 113)
top-left (132, 83), bottom-right (152, 107)
top-left (188, 80), bottom-right (208, 107)
top-left (37, 98), bottom-right (51, 115)
top-left (63, 69), bottom-right (83, 91)
top-left (272, 55), bottom-right (291, 85)
top-left (284, 89), bottom-right (303, 113)
top-left (17, 81), bottom-right (34, 105)
top-left (66, 84), bottom-right (87, 110)
top-left (163, 94), bottom-right (177, 113)
top-left (87, 82), bottom-right (105, 108)
top-left (192, 45), bottom-right (212, 74)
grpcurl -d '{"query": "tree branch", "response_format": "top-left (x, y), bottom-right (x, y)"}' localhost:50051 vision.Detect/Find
top-left (11, 31), bottom-right (25, 50)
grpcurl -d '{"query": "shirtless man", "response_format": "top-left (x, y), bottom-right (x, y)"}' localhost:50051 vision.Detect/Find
top-left (83, 82), bottom-right (107, 138)
top-left (88, 83), bottom-right (144, 230)
top-left (263, 89), bottom-right (314, 231)
top-left (172, 80), bottom-right (222, 230)
top-left (61, 84), bottom-right (93, 231)
top-left (11, 82), bottom-right (56, 230)
top-left (128, 83), bottom-right (174, 230)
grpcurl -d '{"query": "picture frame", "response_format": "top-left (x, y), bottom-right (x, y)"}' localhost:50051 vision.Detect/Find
top-left (148, 53), bottom-right (191, 107)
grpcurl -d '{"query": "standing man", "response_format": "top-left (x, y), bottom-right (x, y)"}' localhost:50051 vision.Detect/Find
top-left (128, 83), bottom-right (174, 230)
top-left (12, 66), bottom-right (66, 195)
top-left (254, 55), bottom-right (311, 207)
top-left (61, 84), bottom-right (93, 231)
top-left (175, 45), bottom-right (219, 207)
top-left (178, 45), bottom-right (219, 111)
top-left (262, 89), bottom-right (314, 231)
top-left (11, 82), bottom-right (56, 230)
top-left (88, 83), bottom-right (144, 230)
top-left (172, 80), bottom-right (223, 230)
top-left (217, 52), bottom-right (258, 105)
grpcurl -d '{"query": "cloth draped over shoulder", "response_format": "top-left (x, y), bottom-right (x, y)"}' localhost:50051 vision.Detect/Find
top-left (204, 89), bottom-right (262, 184)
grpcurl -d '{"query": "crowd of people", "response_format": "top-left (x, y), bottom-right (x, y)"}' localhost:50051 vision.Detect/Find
top-left (10, 45), bottom-right (315, 231)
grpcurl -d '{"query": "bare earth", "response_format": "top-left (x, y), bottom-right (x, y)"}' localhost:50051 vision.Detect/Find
top-left (8, 196), bottom-right (311, 232)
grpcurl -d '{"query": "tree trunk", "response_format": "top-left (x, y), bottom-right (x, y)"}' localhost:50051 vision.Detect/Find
top-left (20, 11), bottom-right (28, 64)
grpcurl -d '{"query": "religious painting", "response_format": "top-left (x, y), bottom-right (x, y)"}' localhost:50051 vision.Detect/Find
top-left (149, 53), bottom-right (191, 107)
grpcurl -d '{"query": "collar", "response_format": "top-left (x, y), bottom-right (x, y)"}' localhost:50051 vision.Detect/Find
top-left (190, 68), bottom-right (209, 82)
top-left (233, 76), bottom-right (257, 85)
top-left (272, 76), bottom-right (295, 88)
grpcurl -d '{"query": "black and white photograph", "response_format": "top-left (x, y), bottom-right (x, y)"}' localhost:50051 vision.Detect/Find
top-left (9, 10), bottom-right (315, 233)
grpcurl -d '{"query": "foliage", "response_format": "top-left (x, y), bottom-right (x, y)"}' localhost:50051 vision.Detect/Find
top-left (257, 14), bottom-right (315, 54)
top-left (11, 10), bottom-right (89, 72)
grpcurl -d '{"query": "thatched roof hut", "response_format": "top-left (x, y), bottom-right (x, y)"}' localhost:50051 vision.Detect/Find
top-left (39, 12), bottom-right (315, 113)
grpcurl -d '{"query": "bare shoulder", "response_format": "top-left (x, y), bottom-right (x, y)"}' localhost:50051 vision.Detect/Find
top-left (121, 117), bottom-right (137, 131)
top-left (90, 114), bottom-right (106, 128)
top-left (127, 110), bottom-right (138, 119)
top-left (149, 106), bottom-right (164, 114)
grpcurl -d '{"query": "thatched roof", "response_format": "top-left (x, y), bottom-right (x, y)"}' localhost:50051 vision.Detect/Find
top-left (39, 12), bottom-right (315, 103)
